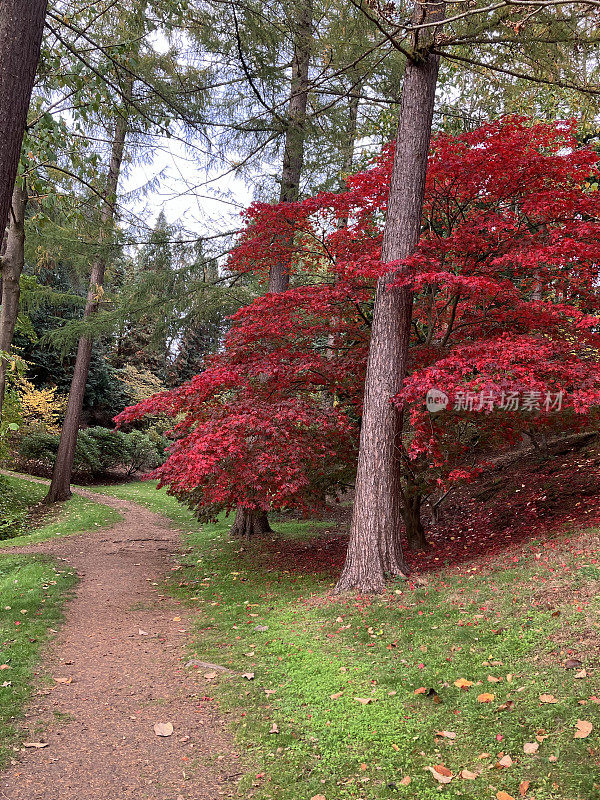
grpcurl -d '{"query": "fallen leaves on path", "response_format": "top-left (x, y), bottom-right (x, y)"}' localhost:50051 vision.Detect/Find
top-left (53, 676), bottom-right (72, 685)
top-left (23, 742), bottom-right (49, 749)
top-left (153, 722), bottom-right (174, 737)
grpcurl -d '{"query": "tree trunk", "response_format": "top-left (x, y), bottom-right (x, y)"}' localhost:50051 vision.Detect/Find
top-left (230, 507), bottom-right (273, 538)
top-left (402, 492), bottom-right (427, 551)
top-left (0, 182), bottom-right (27, 418)
top-left (268, 0), bottom-right (313, 293)
top-left (336, 3), bottom-right (445, 593)
top-left (45, 100), bottom-right (130, 503)
top-left (0, 0), bottom-right (46, 235)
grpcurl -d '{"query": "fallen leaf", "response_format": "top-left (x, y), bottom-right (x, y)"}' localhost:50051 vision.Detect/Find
top-left (0, 665), bottom-right (10, 670)
top-left (329, 691), bottom-right (343, 700)
top-left (496, 792), bottom-right (515, 800)
top-left (519, 780), bottom-right (530, 796)
top-left (153, 722), bottom-right (174, 737)
top-left (399, 775), bottom-right (411, 785)
top-left (574, 719), bottom-right (593, 739)
top-left (354, 697), bottom-right (373, 705)
top-left (53, 677), bottom-right (72, 685)
top-left (549, 755), bottom-right (558, 762)
top-left (414, 686), bottom-right (427, 694)
top-left (203, 671), bottom-right (217, 680)
top-left (269, 723), bottom-right (279, 734)
top-left (138, 629), bottom-right (148, 636)
top-left (497, 700), bottom-right (514, 711)
top-left (454, 678), bottom-right (474, 689)
top-left (460, 769), bottom-right (478, 779)
top-left (264, 689), bottom-right (277, 696)
top-left (496, 754), bottom-right (513, 768)
top-left (23, 742), bottom-right (48, 749)
top-left (539, 694), bottom-right (558, 704)
top-left (427, 765), bottom-right (452, 784)
top-left (310, 795), bottom-right (326, 800)
top-left (254, 625), bottom-right (268, 632)
top-left (565, 658), bottom-right (583, 669)
top-left (242, 672), bottom-right (255, 680)
top-left (488, 676), bottom-right (501, 683)
top-left (360, 763), bottom-right (368, 771)
top-left (575, 669), bottom-right (587, 679)
top-left (435, 730), bottom-right (456, 739)
top-left (172, 617), bottom-right (181, 622)
top-left (523, 741), bottom-right (539, 754)
top-left (477, 693), bottom-right (495, 703)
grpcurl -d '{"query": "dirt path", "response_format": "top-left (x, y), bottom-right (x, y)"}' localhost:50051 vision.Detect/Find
top-left (0, 483), bottom-right (238, 800)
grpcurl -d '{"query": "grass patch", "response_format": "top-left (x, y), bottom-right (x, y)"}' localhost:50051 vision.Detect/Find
top-left (0, 554), bottom-right (77, 764)
top-left (0, 475), bottom-right (121, 548)
top-left (96, 480), bottom-right (600, 800)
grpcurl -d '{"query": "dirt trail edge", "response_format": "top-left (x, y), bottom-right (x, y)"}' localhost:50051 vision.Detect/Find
top-left (0, 481), bottom-right (239, 800)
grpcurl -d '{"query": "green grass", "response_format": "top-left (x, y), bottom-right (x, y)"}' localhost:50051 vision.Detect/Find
top-left (96, 480), bottom-right (600, 800)
top-left (0, 555), bottom-right (77, 763)
top-left (0, 475), bottom-right (121, 548)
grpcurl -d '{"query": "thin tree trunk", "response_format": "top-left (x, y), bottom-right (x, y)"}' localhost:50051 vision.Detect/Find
top-left (230, 507), bottom-right (273, 538)
top-left (45, 100), bottom-right (130, 503)
top-left (268, 0), bottom-right (313, 293)
top-left (402, 492), bottom-right (427, 551)
top-left (336, 2), bottom-right (445, 593)
top-left (0, 182), bottom-right (27, 418)
top-left (0, 0), bottom-right (46, 235)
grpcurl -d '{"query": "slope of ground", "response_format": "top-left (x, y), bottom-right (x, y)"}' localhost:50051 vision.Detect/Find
top-left (97, 479), bottom-right (600, 800)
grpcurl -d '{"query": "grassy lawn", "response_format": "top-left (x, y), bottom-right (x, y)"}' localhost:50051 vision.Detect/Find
top-left (0, 474), bottom-right (121, 547)
top-left (96, 480), bottom-right (600, 800)
top-left (0, 554), bottom-right (77, 764)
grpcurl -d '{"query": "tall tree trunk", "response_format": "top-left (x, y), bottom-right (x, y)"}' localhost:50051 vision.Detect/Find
top-left (45, 101), bottom-right (130, 503)
top-left (0, 182), bottom-right (27, 418)
top-left (0, 0), bottom-right (46, 235)
top-left (236, 0), bottom-right (313, 531)
top-left (268, 0), bottom-right (313, 293)
top-left (336, 2), bottom-right (445, 593)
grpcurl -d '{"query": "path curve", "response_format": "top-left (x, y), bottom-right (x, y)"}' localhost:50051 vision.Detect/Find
top-left (0, 478), bottom-right (238, 800)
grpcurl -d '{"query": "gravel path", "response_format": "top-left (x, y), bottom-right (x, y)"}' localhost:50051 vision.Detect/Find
top-left (0, 482), bottom-right (238, 800)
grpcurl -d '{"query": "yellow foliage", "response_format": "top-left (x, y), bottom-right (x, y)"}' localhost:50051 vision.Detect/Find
top-left (16, 379), bottom-right (66, 433)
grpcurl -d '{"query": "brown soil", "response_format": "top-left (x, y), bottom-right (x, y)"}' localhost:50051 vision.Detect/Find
top-left (0, 484), bottom-right (239, 800)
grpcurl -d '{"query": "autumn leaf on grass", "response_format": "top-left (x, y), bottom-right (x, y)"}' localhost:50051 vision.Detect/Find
top-left (477, 693), bottom-right (495, 703)
top-left (329, 691), bottom-right (343, 700)
top-left (519, 780), bottom-right (530, 796)
top-left (414, 686), bottom-right (428, 694)
top-left (242, 672), bottom-right (255, 680)
top-left (523, 741), bottom-right (539, 754)
top-left (203, 671), bottom-right (217, 680)
top-left (496, 792), bottom-right (515, 800)
top-left (435, 730), bottom-right (456, 739)
top-left (496, 755), bottom-right (513, 768)
top-left (427, 765), bottom-right (452, 784)
top-left (310, 795), bottom-right (326, 800)
top-left (574, 719), bottom-right (593, 739)
top-left (153, 722), bottom-right (173, 737)
top-left (459, 769), bottom-right (478, 780)
top-left (539, 694), bottom-right (558, 704)
top-left (454, 678), bottom-right (473, 689)
top-left (354, 697), bottom-right (374, 705)
top-left (269, 723), bottom-right (279, 734)
top-left (399, 776), bottom-right (411, 785)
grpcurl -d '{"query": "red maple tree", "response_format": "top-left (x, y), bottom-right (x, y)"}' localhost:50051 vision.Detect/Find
top-left (116, 118), bottom-right (600, 547)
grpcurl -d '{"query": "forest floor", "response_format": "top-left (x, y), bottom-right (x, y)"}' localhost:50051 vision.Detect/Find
top-left (0, 476), bottom-right (239, 800)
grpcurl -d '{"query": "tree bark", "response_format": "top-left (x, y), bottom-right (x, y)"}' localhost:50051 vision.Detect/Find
top-left (268, 0), bottom-right (313, 293)
top-left (0, 182), bottom-right (27, 419)
top-left (230, 507), bottom-right (273, 538)
top-left (336, 2), bottom-right (445, 593)
top-left (0, 0), bottom-right (46, 236)
top-left (402, 492), bottom-right (427, 551)
top-left (45, 100), bottom-right (130, 503)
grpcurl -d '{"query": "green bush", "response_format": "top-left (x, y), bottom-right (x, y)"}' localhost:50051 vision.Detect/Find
top-left (17, 427), bottom-right (164, 477)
